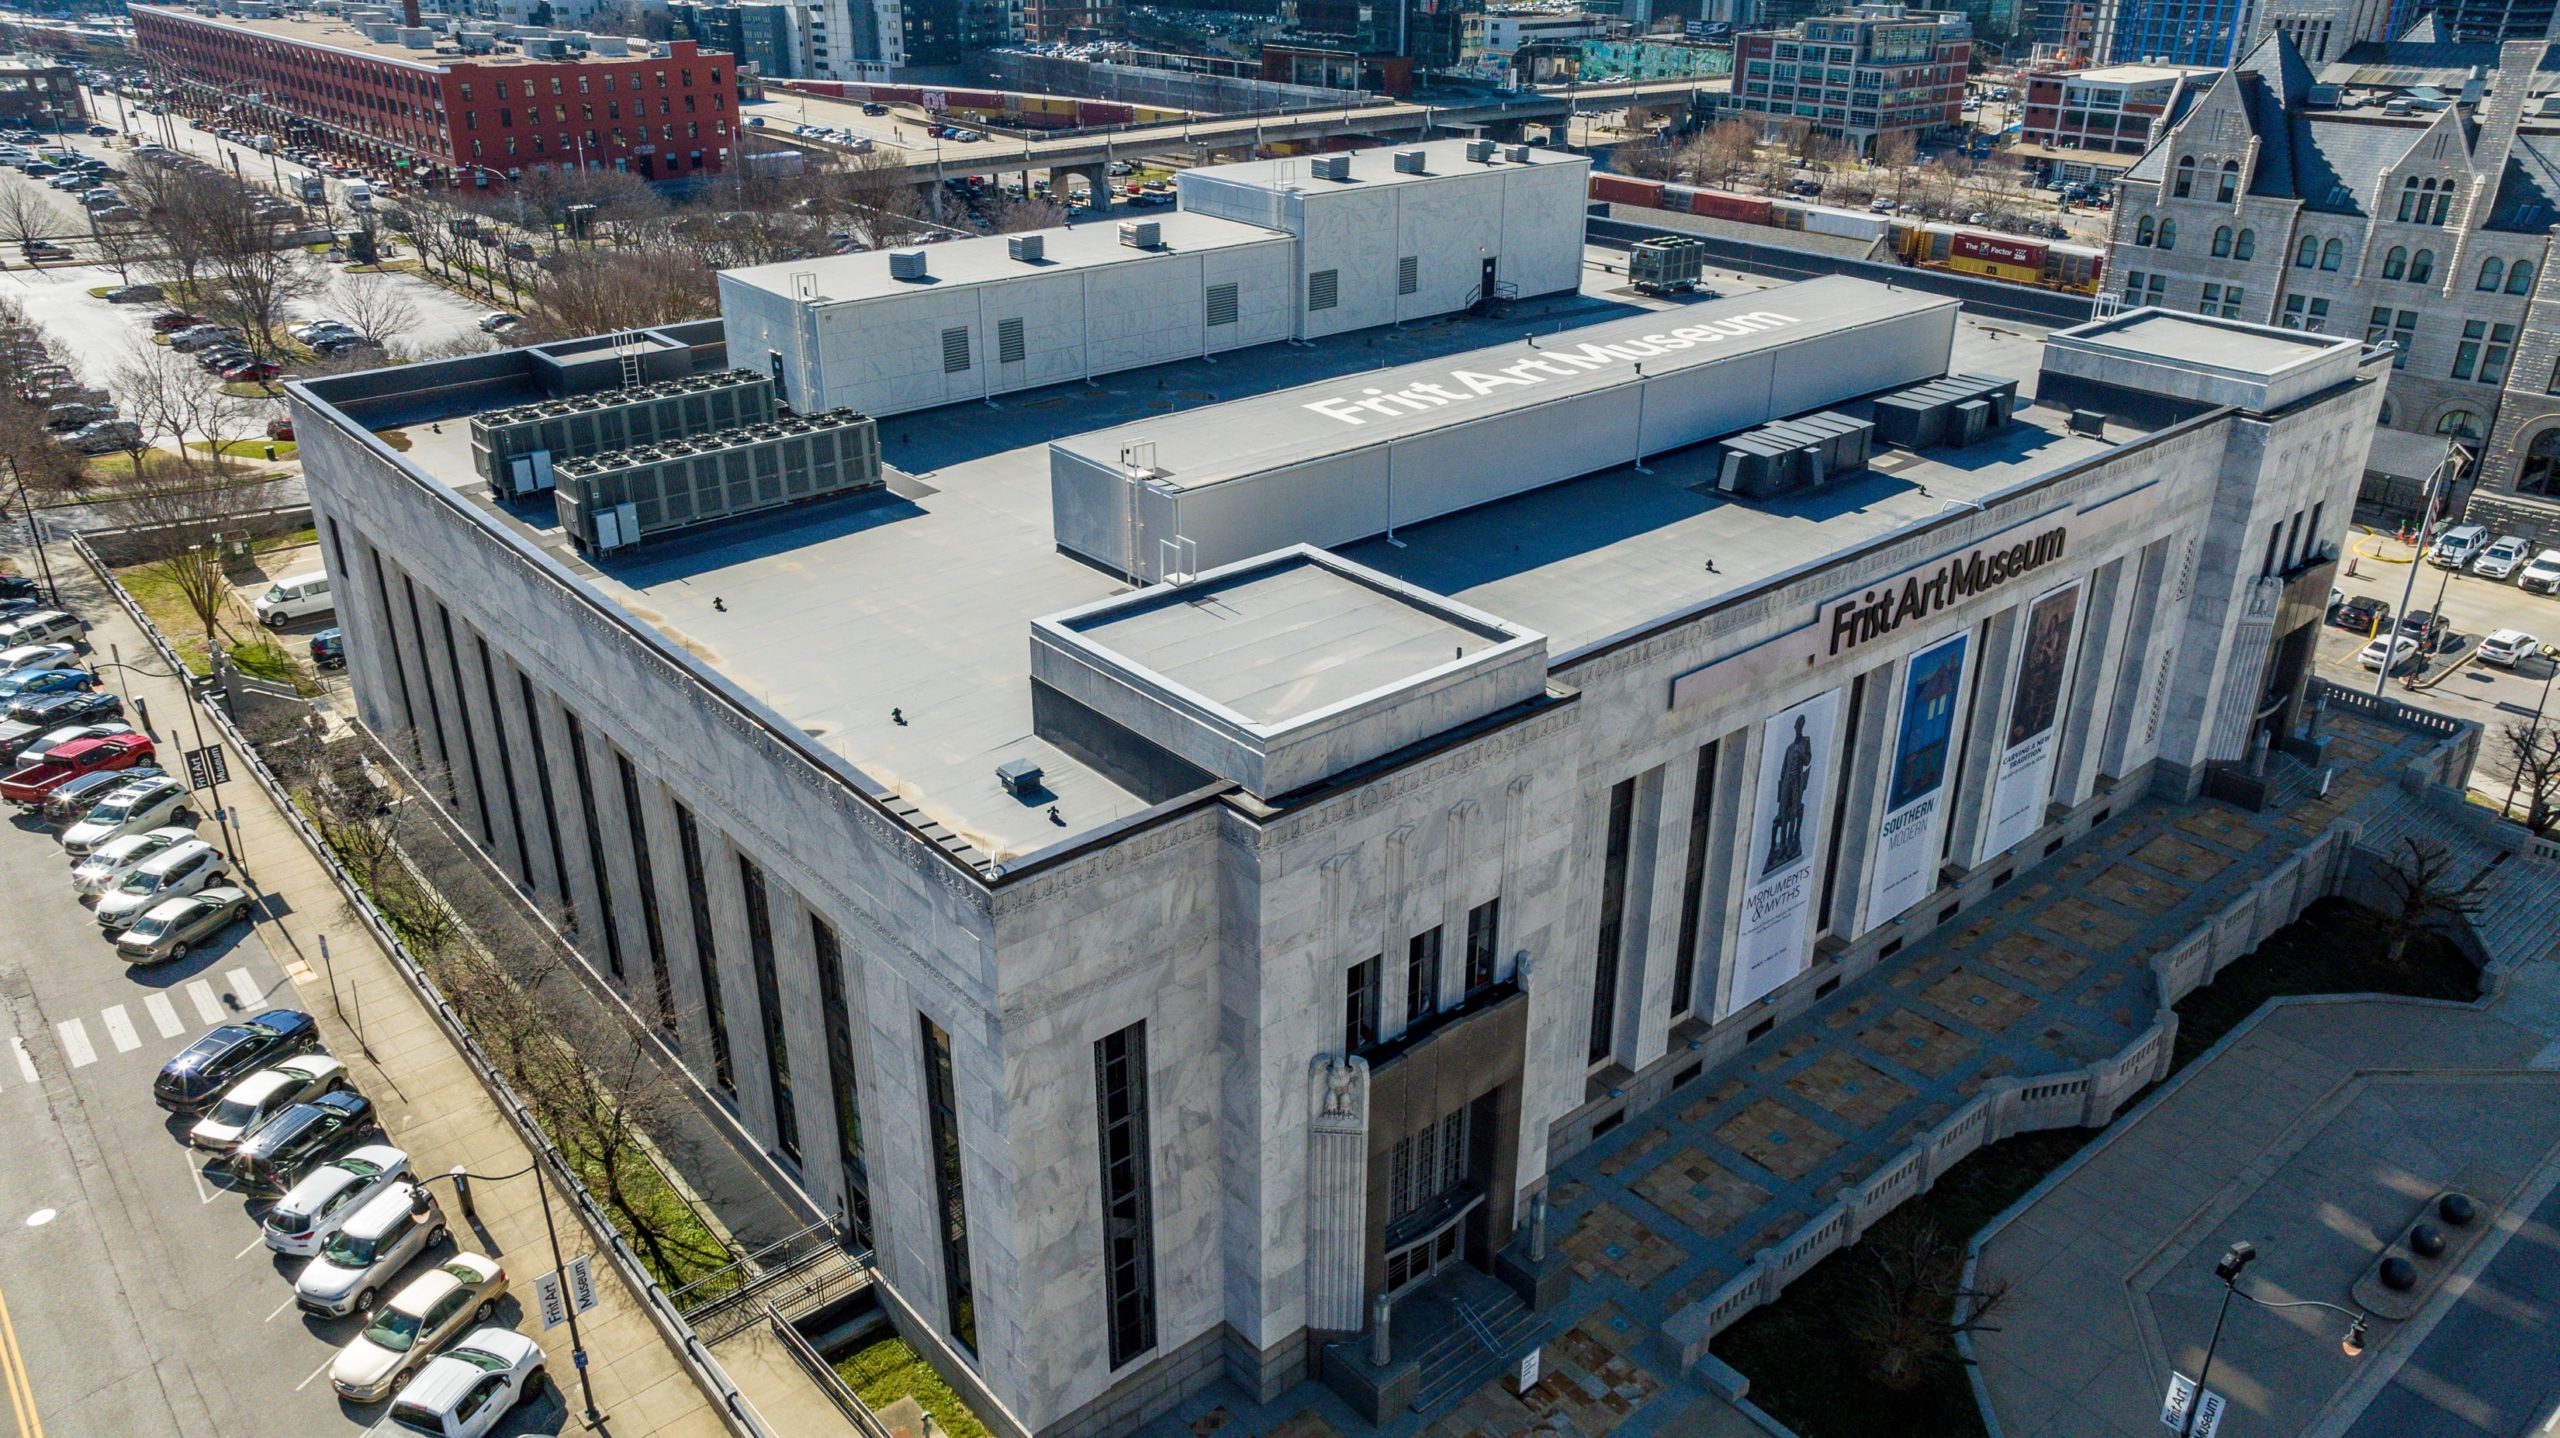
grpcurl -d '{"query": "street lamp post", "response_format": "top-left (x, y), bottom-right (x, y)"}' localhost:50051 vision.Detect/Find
top-left (419, 1159), bottom-right (604, 1427)
top-left (2505, 645), bottom-right (2560, 821)
top-left (2375, 443), bottom-right (2467, 699)
top-left (2176, 1240), bottom-right (2371, 1437)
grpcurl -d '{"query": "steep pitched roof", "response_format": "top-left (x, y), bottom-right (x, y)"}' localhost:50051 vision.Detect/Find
top-left (2488, 131), bottom-right (2560, 231)
top-left (2292, 116), bottom-right (2425, 214)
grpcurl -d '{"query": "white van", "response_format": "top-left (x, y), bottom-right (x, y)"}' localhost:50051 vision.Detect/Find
top-left (2430, 523), bottom-right (2489, 569)
top-left (254, 572), bottom-right (333, 628)
top-left (343, 181), bottom-right (373, 209)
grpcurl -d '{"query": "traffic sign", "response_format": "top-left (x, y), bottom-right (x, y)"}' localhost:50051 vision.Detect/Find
top-left (566, 1254), bottom-right (599, 1316)
top-left (534, 1269), bottom-right (569, 1331)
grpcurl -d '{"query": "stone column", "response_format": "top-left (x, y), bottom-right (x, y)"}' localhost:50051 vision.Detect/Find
top-left (1305, 1054), bottom-right (1371, 1332)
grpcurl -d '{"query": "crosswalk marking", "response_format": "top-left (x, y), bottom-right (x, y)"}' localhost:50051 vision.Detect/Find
top-left (0, 966), bottom-right (294, 1088)
top-left (101, 1005), bottom-right (139, 1054)
top-left (186, 981), bottom-right (222, 1026)
top-left (9, 1038), bottom-right (31, 1082)
top-left (144, 993), bottom-right (182, 1038)
top-left (224, 969), bottom-right (263, 1011)
top-left (57, 1019), bottom-right (94, 1069)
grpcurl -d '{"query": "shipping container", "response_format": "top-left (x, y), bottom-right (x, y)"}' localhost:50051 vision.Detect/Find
top-left (1589, 172), bottom-right (1666, 207)
top-left (1691, 188), bottom-right (1773, 225)
top-left (1777, 199), bottom-right (1893, 242)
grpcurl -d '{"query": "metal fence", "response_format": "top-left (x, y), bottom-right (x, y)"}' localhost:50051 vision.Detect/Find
top-left (67, 530), bottom-right (793, 1438)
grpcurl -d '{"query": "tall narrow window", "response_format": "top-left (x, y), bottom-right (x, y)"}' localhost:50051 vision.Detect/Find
top-left (472, 638), bottom-right (529, 880)
top-left (615, 752), bottom-right (674, 1035)
top-left (516, 672), bottom-right (571, 912)
top-left (1671, 741), bottom-right (1719, 1019)
top-left (400, 575), bottom-right (452, 792)
top-left (365, 546), bottom-right (419, 742)
top-left (1095, 1022), bottom-right (1156, 1368)
top-left (1344, 957), bottom-right (1380, 1051)
top-left (1589, 778), bottom-right (1637, 1065)
top-left (674, 802), bottom-right (734, 1092)
top-left (920, 1014), bottom-right (976, 1357)
top-left (738, 855), bottom-right (798, 1159)
top-left (811, 913), bottom-right (870, 1242)
top-left (563, 712), bottom-right (623, 979)
top-left (1463, 899), bottom-right (1500, 996)
top-left (1405, 927), bottom-right (1441, 1028)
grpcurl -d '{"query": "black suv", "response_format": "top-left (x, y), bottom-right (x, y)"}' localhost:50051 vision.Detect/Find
top-left (153, 1010), bottom-right (320, 1115)
top-left (226, 1089), bottom-right (375, 1194)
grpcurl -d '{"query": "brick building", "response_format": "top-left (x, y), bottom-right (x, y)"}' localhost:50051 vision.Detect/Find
top-left (2019, 62), bottom-right (2212, 157)
top-left (131, 4), bottom-right (736, 187)
top-left (1729, 3), bottom-right (1970, 155)
top-left (0, 58), bottom-right (80, 129)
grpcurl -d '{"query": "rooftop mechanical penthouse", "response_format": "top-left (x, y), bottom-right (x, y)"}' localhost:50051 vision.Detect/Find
top-left (286, 280), bottom-right (2386, 1438)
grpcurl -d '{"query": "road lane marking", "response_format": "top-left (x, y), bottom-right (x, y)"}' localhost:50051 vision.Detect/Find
top-left (224, 968), bottom-right (263, 1010)
top-left (142, 993), bottom-right (181, 1038)
top-left (185, 1155), bottom-right (213, 1206)
top-left (54, 1020), bottom-right (92, 1070)
top-left (235, 1235), bottom-right (266, 1260)
top-left (99, 1005), bottom-right (138, 1054)
top-left (0, 1276), bottom-right (42, 1438)
top-left (293, 1357), bottom-right (333, 1392)
top-left (8, 1038), bottom-right (30, 1083)
top-left (264, 1296), bottom-right (295, 1323)
top-left (186, 981), bottom-right (222, 1025)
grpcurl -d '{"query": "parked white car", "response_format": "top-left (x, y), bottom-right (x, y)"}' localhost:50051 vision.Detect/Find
top-left (187, 1055), bottom-right (349, 1151)
top-left (330, 1252), bottom-right (509, 1402)
top-left (92, 838), bottom-right (227, 930)
top-left (382, 1327), bottom-right (547, 1438)
top-left (70, 825), bottom-right (196, 897)
top-left (0, 642), bottom-right (80, 672)
top-left (252, 571), bottom-right (332, 627)
top-left (262, 1144), bottom-right (412, 1257)
top-left (2473, 534), bottom-right (2533, 579)
top-left (2524, 550), bottom-right (2560, 595)
top-left (2360, 635), bottom-right (2422, 672)
top-left (2478, 629), bottom-right (2541, 667)
top-left (295, 1182), bottom-right (446, 1317)
top-left (60, 776), bottom-right (189, 856)
top-left (0, 611), bottom-right (84, 646)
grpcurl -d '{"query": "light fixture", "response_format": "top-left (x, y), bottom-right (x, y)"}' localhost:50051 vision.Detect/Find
top-left (2342, 1315), bottom-right (2368, 1357)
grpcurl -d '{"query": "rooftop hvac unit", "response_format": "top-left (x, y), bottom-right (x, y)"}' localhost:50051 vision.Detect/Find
top-left (1393, 150), bottom-right (1428, 175)
top-left (1465, 139), bottom-right (1496, 163)
top-left (472, 368), bottom-right (777, 493)
top-left (995, 758), bottom-right (1044, 796)
top-left (553, 408), bottom-right (882, 553)
top-left (888, 249), bottom-right (928, 280)
top-left (1309, 155), bottom-right (1351, 181)
top-left (1118, 219), bottom-right (1160, 249)
top-left (1628, 236), bottom-right (1706, 294)
top-left (2067, 408), bottom-right (2107, 436)
top-left (1008, 233), bottom-right (1044, 263)
top-left (1714, 411), bottom-right (1874, 499)
top-left (1871, 373), bottom-right (2017, 450)
top-left (1506, 144), bottom-right (1532, 163)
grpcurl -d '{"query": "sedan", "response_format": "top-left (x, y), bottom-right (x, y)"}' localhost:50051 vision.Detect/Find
top-left (331, 1253), bottom-right (509, 1402)
top-left (265, 1144), bottom-right (412, 1257)
top-left (0, 667), bottom-right (89, 703)
top-left (150, 311), bottom-right (207, 333)
top-left (383, 1328), bottom-right (546, 1438)
top-left (2360, 635), bottom-right (2422, 672)
top-left (5, 689), bottom-right (121, 730)
top-left (103, 283), bottom-right (162, 303)
top-left (266, 416), bottom-right (294, 441)
top-left (221, 359), bottom-right (281, 383)
top-left (115, 884), bottom-right (251, 964)
top-left (63, 776), bottom-right (189, 855)
top-left (187, 1054), bottom-right (348, 1150)
top-left (2329, 593), bottom-right (2391, 631)
top-left (2478, 629), bottom-right (2540, 668)
top-left (71, 824), bottom-right (196, 897)
top-left (226, 1087), bottom-right (375, 1193)
top-left (476, 312), bottom-right (520, 333)
top-left (0, 643), bottom-right (82, 672)
top-left (17, 722), bottom-right (133, 768)
top-left (154, 1008), bottom-right (321, 1115)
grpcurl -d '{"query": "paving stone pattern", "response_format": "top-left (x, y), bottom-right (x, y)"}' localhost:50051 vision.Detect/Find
top-left (1135, 713), bottom-right (2448, 1438)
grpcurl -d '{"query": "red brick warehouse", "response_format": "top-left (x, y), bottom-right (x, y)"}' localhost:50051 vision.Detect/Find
top-left (131, 2), bottom-right (737, 188)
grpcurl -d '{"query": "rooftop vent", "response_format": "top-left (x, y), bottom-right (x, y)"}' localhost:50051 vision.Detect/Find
top-left (1007, 233), bottom-right (1044, 263)
top-left (1393, 149), bottom-right (1428, 175)
top-left (1507, 144), bottom-right (1532, 162)
top-left (995, 757), bottom-right (1045, 797)
top-left (1465, 139), bottom-right (1496, 163)
top-left (1309, 154), bottom-right (1351, 181)
top-left (888, 249), bottom-right (928, 281)
top-left (1118, 219), bottom-right (1160, 249)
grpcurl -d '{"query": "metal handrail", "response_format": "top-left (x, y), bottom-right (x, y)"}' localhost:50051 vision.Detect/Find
top-left (764, 1299), bottom-right (898, 1438)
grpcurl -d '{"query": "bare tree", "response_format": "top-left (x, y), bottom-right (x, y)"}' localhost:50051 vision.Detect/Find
top-left (90, 450), bottom-right (287, 661)
top-left (194, 205), bottom-right (325, 354)
top-left (515, 246), bottom-right (718, 342)
top-left (0, 184), bottom-right (57, 251)
top-left (1851, 1222), bottom-right (2010, 1390)
top-left (91, 215), bottom-right (150, 286)
top-left (2495, 719), bottom-right (2560, 833)
top-left (810, 145), bottom-right (926, 251)
top-left (988, 193), bottom-right (1065, 234)
top-left (332, 272), bottom-right (422, 348)
top-left (2375, 837), bottom-right (2490, 970)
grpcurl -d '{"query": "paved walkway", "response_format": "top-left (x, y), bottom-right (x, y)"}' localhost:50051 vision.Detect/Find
top-left (1134, 711), bottom-right (2447, 1438)
top-left (33, 537), bottom-right (827, 1438)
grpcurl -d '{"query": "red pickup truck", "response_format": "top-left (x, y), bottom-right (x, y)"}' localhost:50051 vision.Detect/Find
top-left (0, 732), bottom-right (155, 806)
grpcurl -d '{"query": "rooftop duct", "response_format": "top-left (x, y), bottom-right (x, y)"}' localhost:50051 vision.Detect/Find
top-left (1118, 219), bottom-right (1160, 249)
top-left (1392, 150), bottom-right (1428, 174)
top-left (1008, 233), bottom-right (1044, 263)
top-left (888, 249), bottom-right (928, 281)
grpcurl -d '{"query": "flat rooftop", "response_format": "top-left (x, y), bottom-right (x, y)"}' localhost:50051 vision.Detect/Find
top-left (132, 3), bottom-right (697, 64)
top-left (1180, 136), bottom-right (1583, 194)
top-left (2067, 62), bottom-right (2214, 83)
top-left (719, 211), bottom-right (1289, 307)
top-left (2075, 311), bottom-right (2330, 373)
top-left (1062, 556), bottom-right (1511, 726)
top-left (1055, 277), bottom-right (1955, 494)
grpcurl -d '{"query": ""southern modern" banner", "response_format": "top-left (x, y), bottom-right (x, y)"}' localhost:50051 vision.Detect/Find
top-left (1863, 633), bottom-right (1969, 934)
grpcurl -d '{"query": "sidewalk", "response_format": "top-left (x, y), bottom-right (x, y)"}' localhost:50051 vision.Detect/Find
top-left (38, 536), bottom-right (752, 1438)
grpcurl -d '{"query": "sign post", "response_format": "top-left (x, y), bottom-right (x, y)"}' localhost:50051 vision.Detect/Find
top-left (1514, 1347), bottom-right (1541, 1395)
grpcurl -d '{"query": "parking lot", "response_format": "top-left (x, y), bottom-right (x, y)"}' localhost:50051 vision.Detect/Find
top-left (2316, 527), bottom-right (2560, 807)
top-left (0, 609), bottom-right (564, 1438)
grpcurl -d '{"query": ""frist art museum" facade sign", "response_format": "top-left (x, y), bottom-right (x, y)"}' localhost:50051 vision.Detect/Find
top-left (1826, 525), bottom-right (2070, 658)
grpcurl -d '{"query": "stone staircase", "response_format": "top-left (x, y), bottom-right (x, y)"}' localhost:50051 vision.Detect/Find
top-left (2345, 778), bottom-right (2560, 973)
top-left (1403, 1272), bottom-right (1541, 1417)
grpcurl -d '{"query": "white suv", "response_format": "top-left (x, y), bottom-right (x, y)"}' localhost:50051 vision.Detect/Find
top-left (2473, 534), bottom-right (2532, 580)
top-left (92, 838), bottom-right (227, 930)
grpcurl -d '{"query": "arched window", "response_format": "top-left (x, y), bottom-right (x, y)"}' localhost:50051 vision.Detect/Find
top-left (2510, 260), bottom-right (2535, 294)
top-left (2399, 175), bottom-right (2421, 222)
top-left (2429, 183), bottom-right (2454, 225)
top-left (2216, 159), bottom-right (2239, 202)
top-left (2158, 218), bottom-right (2177, 250)
top-left (2383, 246), bottom-right (2407, 279)
top-left (2519, 428), bottom-right (2560, 497)
top-left (2437, 409), bottom-right (2483, 446)
top-left (2212, 225), bottom-right (2233, 257)
top-left (2173, 155), bottom-right (2195, 198)
top-left (2321, 238), bottom-right (2343, 270)
top-left (2410, 249), bottom-right (2435, 284)
top-left (2136, 215), bottom-right (2156, 245)
top-left (2479, 257), bottom-right (2505, 290)
top-left (2234, 228), bottom-right (2255, 260)
top-left (2296, 235), bottom-right (2319, 267)
top-left (2379, 400), bottom-right (2396, 427)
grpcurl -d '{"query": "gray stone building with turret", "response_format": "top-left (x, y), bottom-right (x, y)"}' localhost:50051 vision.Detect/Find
top-left (2104, 32), bottom-right (2560, 542)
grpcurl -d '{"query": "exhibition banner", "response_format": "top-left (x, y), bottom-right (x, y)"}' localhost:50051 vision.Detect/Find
top-left (1726, 687), bottom-right (1842, 1016)
top-left (1980, 581), bottom-right (2084, 863)
top-left (1863, 633), bottom-right (1969, 934)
